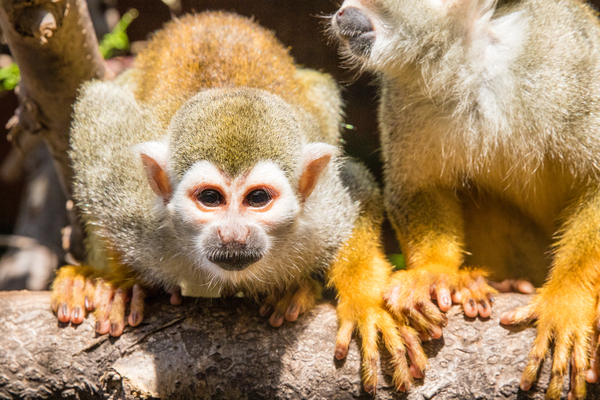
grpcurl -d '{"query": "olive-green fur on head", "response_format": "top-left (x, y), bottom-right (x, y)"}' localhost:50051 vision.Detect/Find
top-left (169, 88), bottom-right (302, 180)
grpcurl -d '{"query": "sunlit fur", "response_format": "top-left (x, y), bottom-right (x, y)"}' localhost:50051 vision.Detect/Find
top-left (69, 12), bottom-right (363, 299)
top-left (331, 0), bottom-right (600, 397)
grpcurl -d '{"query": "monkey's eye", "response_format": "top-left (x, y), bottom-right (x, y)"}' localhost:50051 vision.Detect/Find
top-left (246, 189), bottom-right (271, 208)
top-left (198, 189), bottom-right (223, 207)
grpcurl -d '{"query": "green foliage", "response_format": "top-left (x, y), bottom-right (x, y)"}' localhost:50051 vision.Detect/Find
top-left (388, 253), bottom-right (406, 270)
top-left (0, 63), bottom-right (20, 91)
top-left (98, 9), bottom-right (138, 59)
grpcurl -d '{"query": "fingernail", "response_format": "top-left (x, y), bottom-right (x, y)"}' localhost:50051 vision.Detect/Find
top-left (260, 305), bottom-right (270, 316)
top-left (489, 296), bottom-right (494, 304)
top-left (469, 299), bottom-right (475, 308)
top-left (85, 297), bottom-right (91, 309)
top-left (442, 295), bottom-right (450, 306)
top-left (480, 301), bottom-right (487, 310)
top-left (364, 383), bottom-right (375, 395)
top-left (72, 307), bottom-right (80, 320)
top-left (335, 346), bottom-right (347, 360)
top-left (288, 304), bottom-right (297, 314)
top-left (520, 379), bottom-right (532, 391)
top-left (95, 321), bottom-right (102, 332)
top-left (131, 311), bottom-right (139, 325)
top-left (110, 323), bottom-right (118, 336)
top-left (61, 304), bottom-right (68, 318)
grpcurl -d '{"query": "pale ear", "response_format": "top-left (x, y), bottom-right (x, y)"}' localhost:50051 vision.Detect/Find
top-left (135, 141), bottom-right (172, 203)
top-left (298, 143), bottom-right (337, 201)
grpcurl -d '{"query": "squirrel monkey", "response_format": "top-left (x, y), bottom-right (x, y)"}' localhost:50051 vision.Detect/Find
top-left (51, 12), bottom-right (427, 393)
top-left (331, 0), bottom-right (600, 398)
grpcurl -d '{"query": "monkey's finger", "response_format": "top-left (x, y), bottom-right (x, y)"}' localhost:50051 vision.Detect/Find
top-left (259, 303), bottom-right (274, 317)
top-left (586, 328), bottom-right (600, 383)
top-left (520, 325), bottom-right (552, 391)
top-left (169, 286), bottom-right (182, 306)
top-left (569, 334), bottom-right (588, 400)
top-left (451, 289), bottom-right (461, 303)
top-left (83, 278), bottom-right (96, 311)
top-left (417, 300), bottom-right (448, 329)
top-left (462, 296), bottom-right (479, 318)
top-left (477, 298), bottom-right (492, 318)
top-left (108, 286), bottom-right (129, 337)
top-left (51, 266), bottom-right (75, 322)
top-left (285, 282), bottom-right (317, 322)
top-left (269, 308), bottom-right (286, 328)
top-left (379, 312), bottom-right (411, 392)
top-left (269, 291), bottom-right (293, 328)
top-left (128, 284), bottom-right (145, 327)
top-left (94, 280), bottom-right (115, 334)
top-left (546, 332), bottom-right (573, 400)
top-left (69, 274), bottom-right (86, 324)
top-left (434, 285), bottom-right (452, 312)
top-left (406, 307), bottom-right (437, 338)
top-left (358, 319), bottom-right (379, 395)
top-left (500, 303), bottom-right (538, 326)
top-left (335, 319), bottom-right (355, 360)
top-left (488, 279), bottom-right (535, 294)
top-left (399, 325), bottom-right (427, 378)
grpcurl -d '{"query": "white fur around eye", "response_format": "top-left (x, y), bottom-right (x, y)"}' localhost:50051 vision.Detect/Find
top-left (168, 161), bottom-right (227, 224)
top-left (240, 161), bottom-right (299, 224)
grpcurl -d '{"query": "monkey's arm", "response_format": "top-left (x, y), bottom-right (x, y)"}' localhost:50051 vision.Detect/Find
top-left (384, 186), bottom-right (496, 334)
top-left (501, 187), bottom-right (600, 400)
top-left (327, 161), bottom-right (427, 394)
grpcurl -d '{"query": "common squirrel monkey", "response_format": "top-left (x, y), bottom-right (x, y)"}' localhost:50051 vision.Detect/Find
top-left (51, 12), bottom-right (426, 393)
top-left (331, 0), bottom-right (600, 398)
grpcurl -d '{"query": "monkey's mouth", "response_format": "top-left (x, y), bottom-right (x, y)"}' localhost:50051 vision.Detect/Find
top-left (206, 246), bottom-right (264, 271)
top-left (332, 6), bottom-right (375, 57)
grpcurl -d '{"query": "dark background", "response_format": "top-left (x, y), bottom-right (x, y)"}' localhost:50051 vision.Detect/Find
top-left (1, 0), bottom-right (600, 256)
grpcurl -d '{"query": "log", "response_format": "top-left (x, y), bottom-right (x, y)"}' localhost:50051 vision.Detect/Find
top-left (0, 292), bottom-right (598, 399)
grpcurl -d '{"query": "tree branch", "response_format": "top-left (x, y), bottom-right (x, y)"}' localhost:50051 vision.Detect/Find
top-left (0, 292), bottom-right (596, 399)
top-left (0, 0), bottom-right (110, 262)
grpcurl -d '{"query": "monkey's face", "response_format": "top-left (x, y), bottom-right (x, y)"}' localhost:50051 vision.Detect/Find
top-left (330, 0), bottom-right (484, 73)
top-left (168, 160), bottom-right (300, 279)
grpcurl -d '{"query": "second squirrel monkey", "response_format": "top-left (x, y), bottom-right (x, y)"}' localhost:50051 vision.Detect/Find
top-left (331, 0), bottom-right (600, 398)
top-left (51, 12), bottom-right (426, 393)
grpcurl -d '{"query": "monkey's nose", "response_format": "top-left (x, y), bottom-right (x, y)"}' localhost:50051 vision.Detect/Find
top-left (334, 7), bottom-right (374, 39)
top-left (217, 227), bottom-right (250, 245)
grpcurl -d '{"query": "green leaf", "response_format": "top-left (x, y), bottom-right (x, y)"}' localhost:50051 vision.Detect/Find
top-left (0, 63), bottom-right (20, 91)
top-left (99, 9), bottom-right (139, 59)
top-left (388, 253), bottom-right (406, 271)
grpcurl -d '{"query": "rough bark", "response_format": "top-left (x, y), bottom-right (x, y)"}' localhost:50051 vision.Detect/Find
top-left (0, 292), bottom-right (597, 400)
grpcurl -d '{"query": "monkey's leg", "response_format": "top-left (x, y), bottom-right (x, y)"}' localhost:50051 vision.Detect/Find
top-left (328, 212), bottom-right (427, 394)
top-left (329, 161), bottom-right (427, 393)
top-left (384, 188), bottom-right (497, 333)
top-left (259, 278), bottom-right (322, 327)
top-left (501, 188), bottom-right (600, 400)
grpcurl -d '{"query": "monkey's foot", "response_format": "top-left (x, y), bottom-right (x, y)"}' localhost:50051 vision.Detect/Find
top-left (501, 292), bottom-right (596, 400)
top-left (51, 265), bottom-right (146, 337)
top-left (455, 269), bottom-right (497, 318)
top-left (51, 265), bottom-right (97, 325)
top-left (93, 280), bottom-right (145, 336)
top-left (384, 268), bottom-right (496, 339)
top-left (335, 299), bottom-right (428, 394)
top-left (260, 279), bottom-right (321, 327)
